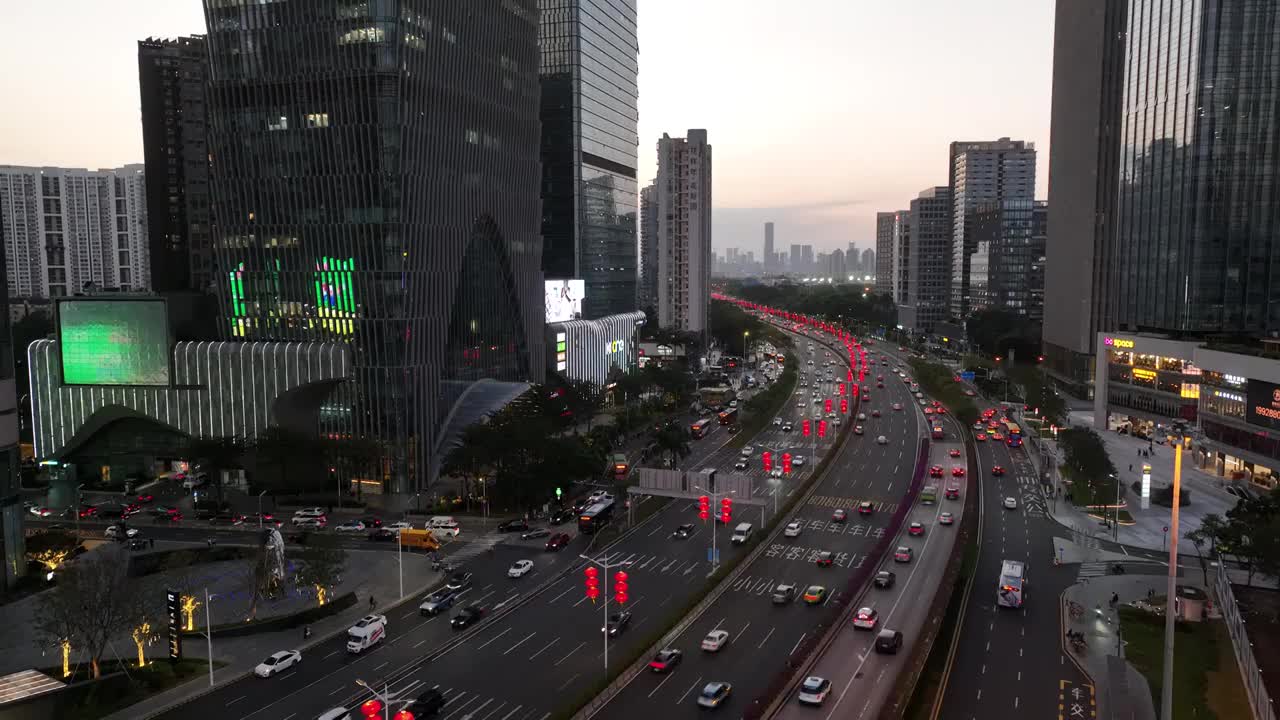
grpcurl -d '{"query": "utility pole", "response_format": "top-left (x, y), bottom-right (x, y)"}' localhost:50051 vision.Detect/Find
top-left (1160, 437), bottom-right (1187, 720)
top-left (579, 553), bottom-right (633, 677)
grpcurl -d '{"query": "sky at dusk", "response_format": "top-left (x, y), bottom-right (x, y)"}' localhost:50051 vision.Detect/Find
top-left (0, 0), bottom-right (1053, 256)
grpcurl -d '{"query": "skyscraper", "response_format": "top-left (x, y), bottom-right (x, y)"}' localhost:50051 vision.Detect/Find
top-left (539, 0), bottom-right (640, 319)
top-left (903, 187), bottom-right (952, 333)
top-left (800, 245), bottom-right (815, 274)
top-left (0, 205), bottom-right (21, 588)
top-left (970, 198), bottom-right (1037, 314)
top-left (656, 130), bottom-right (712, 333)
top-left (948, 138), bottom-right (1036, 318)
top-left (874, 212), bottom-right (897, 295)
top-left (1041, 0), bottom-right (1127, 397)
top-left (0, 166), bottom-right (149, 298)
top-left (639, 183), bottom-right (658, 310)
top-left (861, 248), bottom-right (875, 279)
top-left (789, 244), bottom-right (803, 274)
top-left (828, 248), bottom-right (846, 279)
top-left (890, 211), bottom-right (911, 306)
top-left (764, 222), bottom-right (775, 272)
top-left (202, 0), bottom-right (545, 492)
top-left (138, 35), bottom-right (211, 294)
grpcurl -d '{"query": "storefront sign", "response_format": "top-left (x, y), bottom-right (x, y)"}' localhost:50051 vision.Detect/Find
top-left (1212, 389), bottom-right (1244, 402)
top-left (1141, 464), bottom-right (1152, 510)
top-left (1104, 336), bottom-right (1135, 349)
top-left (1246, 379), bottom-right (1280, 430)
top-left (1180, 383), bottom-right (1200, 399)
top-left (1132, 368), bottom-right (1157, 381)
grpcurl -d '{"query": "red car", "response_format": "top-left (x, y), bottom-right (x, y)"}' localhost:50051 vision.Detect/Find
top-left (545, 532), bottom-right (571, 551)
top-left (135, 493), bottom-right (155, 504)
top-left (924, 408), bottom-right (934, 415)
top-left (649, 648), bottom-right (683, 673)
top-left (951, 467), bottom-right (966, 477)
top-left (877, 382), bottom-right (884, 388)
top-left (992, 433), bottom-right (1004, 441)
top-left (858, 501), bottom-right (874, 515)
top-left (832, 509), bottom-right (848, 523)
top-left (816, 551), bottom-right (835, 567)
top-left (871, 409), bottom-right (881, 417)
top-left (929, 465), bottom-right (944, 478)
top-left (935, 406), bottom-right (946, 415)
top-left (949, 449), bottom-right (961, 458)
top-left (992, 466), bottom-right (1005, 476)
top-left (908, 522), bottom-right (925, 536)
top-left (945, 484), bottom-right (961, 499)
top-left (975, 433), bottom-right (987, 442)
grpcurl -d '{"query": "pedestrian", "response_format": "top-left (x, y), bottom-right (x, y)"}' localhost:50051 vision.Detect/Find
top-left (369, 595), bottom-right (377, 611)
top-left (1129, 464), bottom-right (1133, 472)
top-left (149, 537), bottom-right (155, 549)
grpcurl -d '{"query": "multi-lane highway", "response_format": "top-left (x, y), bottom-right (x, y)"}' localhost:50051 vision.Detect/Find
top-left (593, 341), bottom-right (927, 718)
top-left (160, 324), bottom-right (849, 720)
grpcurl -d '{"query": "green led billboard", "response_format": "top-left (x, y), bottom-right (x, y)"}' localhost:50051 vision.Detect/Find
top-left (58, 299), bottom-right (171, 386)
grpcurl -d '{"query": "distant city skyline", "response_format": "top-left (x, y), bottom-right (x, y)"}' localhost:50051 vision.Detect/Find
top-left (0, 0), bottom-right (1053, 255)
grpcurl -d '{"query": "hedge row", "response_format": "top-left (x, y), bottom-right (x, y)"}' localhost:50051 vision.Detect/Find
top-left (907, 359), bottom-right (980, 426)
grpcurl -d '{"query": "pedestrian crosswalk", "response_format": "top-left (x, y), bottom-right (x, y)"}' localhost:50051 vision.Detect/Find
top-left (1077, 560), bottom-right (1167, 580)
top-left (442, 533), bottom-right (505, 565)
top-left (807, 495), bottom-right (899, 513)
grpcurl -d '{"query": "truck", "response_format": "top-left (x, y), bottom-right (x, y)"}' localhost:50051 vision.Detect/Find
top-left (920, 485), bottom-right (938, 504)
top-left (346, 614), bottom-right (387, 653)
top-left (398, 529), bottom-right (442, 551)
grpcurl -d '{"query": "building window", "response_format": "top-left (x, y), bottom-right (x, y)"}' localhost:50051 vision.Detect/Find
top-left (268, 115), bottom-right (288, 131)
top-left (306, 113), bottom-right (330, 128)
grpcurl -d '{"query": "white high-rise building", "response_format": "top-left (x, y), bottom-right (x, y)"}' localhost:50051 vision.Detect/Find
top-left (0, 165), bottom-right (149, 298)
top-left (656, 130), bottom-right (712, 332)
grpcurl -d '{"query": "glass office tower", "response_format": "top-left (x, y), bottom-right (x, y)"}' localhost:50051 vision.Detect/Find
top-left (202, 0), bottom-right (545, 492)
top-left (1105, 0), bottom-right (1280, 334)
top-left (539, 0), bottom-right (640, 319)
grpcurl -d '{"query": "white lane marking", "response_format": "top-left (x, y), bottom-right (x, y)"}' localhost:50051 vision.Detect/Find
top-left (677, 676), bottom-right (704, 705)
top-left (554, 641), bottom-right (586, 666)
top-left (528, 637), bottom-right (560, 661)
top-left (475, 627), bottom-right (513, 651)
top-left (790, 632), bottom-right (807, 655)
top-left (758, 626), bottom-right (776, 648)
top-left (503, 631), bottom-right (537, 655)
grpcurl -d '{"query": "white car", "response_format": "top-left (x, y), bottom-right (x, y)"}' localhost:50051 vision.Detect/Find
top-left (797, 676), bottom-right (832, 705)
top-left (334, 520), bottom-right (366, 533)
top-left (588, 490), bottom-right (614, 503)
top-left (740, 446), bottom-right (754, 457)
top-left (293, 507), bottom-right (325, 520)
top-left (852, 607), bottom-right (880, 630)
top-left (28, 505), bottom-right (52, 517)
top-left (701, 629), bottom-right (730, 652)
top-left (857, 413), bottom-right (867, 421)
top-left (1004, 497), bottom-right (1018, 510)
top-left (770, 468), bottom-right (784, 478)
top-left (254, 649), bottom-right (301, 677)
top-left (508, 559), bottom-right (534, 578)
top-left (877, 435), bottom-right (888, 445)
top-left (784, 521), bottom-right (803, 538)
top-left (773, 417), bottom-right (783, 426)
top-left (104, 525), bottom-right (138, 539)
top-left (892, 403), bottom-right (903, 411)
top-left (797, 401), bottom-right (805, 409)
top-left (793, 456), bottom-right (806, 467)
top-left (386, 521), bottom-right (413, 531)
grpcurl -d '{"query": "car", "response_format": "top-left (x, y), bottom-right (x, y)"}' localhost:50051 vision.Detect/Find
top-left (445, 572), bottom-right (473, 591)
top-left (368, 528), bottom-right (398, 542)
top-left (877, 435), bottom-right (888, 445)
top-left (949, 448), bottom-right (961, 458)
top-left (773, 416), bottom-right (783, 426)
top-left (412, 689), bottom-right (447, 716)
top-left (853, 425), bottom-right (864, 435)
top-left (135, 493), bottom-right (155, 504)
top-left (497, 518), bottom-right (529, 532)
top-left (793, 455), bottom-right (806, 468)
top-left (815, 551), bottom-right (835, 567)
top-left (797, 401), bottom-right (805, 409)
top-left (740, 445), bottom-right (755, 457)
top-left (360, 517), bottom-right (383, 529)
top-left (871, 409), bottom-right (881, 418)
top-left (104, 524), bottom-right (138, 539)
top-left (951, 467), bottom-right (966, 477)
top-left (673, 523), bottom-right (695, 539)
top-left (924, 407), bottom-right (934, 416)
top-left (908, 522), bottom-right (925, 536)
top-left (521, 528), bottom-right (550, 540)
top-left (894, 546), bottom-right (914, 563)
top-left (992, 465), bottom-right (1005, 476)
top-left (782, 423), bottom-right (794, 432)
top-left (28, 505), bottom-right (52, 517)
top-left (772, 584), bottom-right (797, 604)
top-left (545, 532), bottom-right (570, 551)
top-left (945, 484), bottom-right (961, 500)
top-left (858, 501), bottom-right (874, 515)
top-left (1004, 497), bottom-right (1018, 510)
top-left (243, 512), bottom-right (281, 526)
top-left (877, 382), bottom-right (884, 388)
top-left (939, 512), bottom-right (955, 525)
top-left (254, 650), bottom-right (301, 677)
top-left (784, 521), bottom-right (803, 538)
top-left (834, 416), bottom-right (842, 426)
top-left (992, 432), bottom-right (1004, 441)
top-left (975, 433), bottom-right (987, 442)
top-left (506, 559), bottom-right (535, 578)
top-left (973, 422), bottom-right (985, 430)
top-left (701, 629), bottom-right (730, 652)
top-left (451, 605), bottom-right (484, 629)
top-left (853, 606), bottom-right (879, 630)
top-left (857, 413), bottom-right (867, 421)
top-left (874, 570), bottom-right (896, 589)
top-left (549, 509), bottom-right (574, 525)
top-left (829, 509), bottom-right (848, 525)
top-left (293, 517), bottom-right (325, 529)
top-left (728, 400), bottom-right (738, 408)
top-left (797, 676), bottom-right (832, 706)
top-left (602, 611), bottom-right (632, 636)
top-left (802, 585), bottom-right (828, 605)
top-left (874, 629), bottom-right (904, 654)
top-left (929, 465), bottom-right (944, 478)
top-left (770, 467), bottom-right (784, 478)
top-left (334, 520), bottom-right (366, 533)
top-left (697, 682), bottom-right (733, 709)
top-left (386, 521), bottom-right (413, 531)
top-left (649, 648), bottom-right (684, 673)
top-left (964, 389), bottom-right (977, 396)
top-left (935, 406), bottom-right (947, 415)
top-left (733, 459), bottom-right (749, 470)
top-left (419, 589), bottom-right (458, 616)
top-left (892, 403), bottom-right (903, 411)
top-left (293, 507), bottom-right (325, 519)
top-left (588, 490), bottom-right (614, 504)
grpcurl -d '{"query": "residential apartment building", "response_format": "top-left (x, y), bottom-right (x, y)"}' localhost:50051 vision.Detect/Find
top-left (638, 182), bottom-right (658, 310)
top-left (874, 212), bottom-right (896, 295)
top-left (655, 130), bottom-right (712, 333)
top-left (899, 186), bottom-right (952, 333)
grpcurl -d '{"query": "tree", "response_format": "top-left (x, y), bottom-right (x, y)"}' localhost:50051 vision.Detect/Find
top-left (25, 529), bottom-right (80, 572)
top-left (324, 437), bottom-right (383, 500)
top-left (186, 436), bottom-right (244, 504)
top-left (253, 427), bottom-right (324, 495)
top-left (35, 544), bottom-right (147, 679)
top-left (294, 547), bottom-right (347, 607)
top-left (562, 379), bottom-right (605, 432)
top-left (651, 422), bottom-right (691, 469)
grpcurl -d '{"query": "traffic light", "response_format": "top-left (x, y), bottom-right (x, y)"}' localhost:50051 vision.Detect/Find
top-left (698, 495), bottom-right (710, 521)
top-left (720, 497), bottom-right (732, 523)
top-left (802, 419), bottom-right (811, 437)
top-left (841, 397), bottom-right (849, 414)
top-left (782, 453), bottom-right (792, 474)
top-left (818, 420), bottom-right (827, 438)
top-left (555, 487), bottom-right (562, 500)
top-left (615, 571), bottom-right (629, 604)
top-left (584, 566), bottom-right (600, 602)
top-left (825, 398), bottom-right (833, 414)
top-left (762, 451), bottom-right (773, 472)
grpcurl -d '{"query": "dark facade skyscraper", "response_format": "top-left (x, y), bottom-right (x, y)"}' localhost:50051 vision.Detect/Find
top-left (1041, 0), bottom-right (1127, 397)
top-left (874, 213), bottom-right (895, 295)
top-left (138, 36), bottom-right (212, 294)
top-left (638, 183), bottom-right (658, 310)
top-left (202, 0), bottom-right (545, 492)
top-left (1103, 0), bottom-right (1280, 337)
top-left (902, 187), bottom-right (952, 333)
top-left (0, 206), bottom-right (21, 588)
top-left (764, 222), bottom-right (775, 272)
top-left (970, 198), bottom-right (1037, 315)
top-left (539, 0), bottom-right (640, 319)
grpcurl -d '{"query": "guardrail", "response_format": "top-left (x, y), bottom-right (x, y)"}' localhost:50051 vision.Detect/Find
top-left (1216, 556), bottom-right (1276, 720)
top-left (747, 437), bottom-right (930, 718)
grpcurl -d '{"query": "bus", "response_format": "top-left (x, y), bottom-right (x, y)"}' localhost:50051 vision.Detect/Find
top-left (691, 418), bottom-right (713, 439)
top-left (611, 453), bottom-right (630, 479)
top-left (718, 408), bottom-right (739, 426)
top-left (1003, 421), bottom-right (1023, 447)
top-left (931, 425), bottom-right (945, 440)
top-left (579, 499), bottom-right (615, 534)
top-left (921, 485), bottom-right (938, 504)
top-left (997, 559), bottom-right (1026, 608)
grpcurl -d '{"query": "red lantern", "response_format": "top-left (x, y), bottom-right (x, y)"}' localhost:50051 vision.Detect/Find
top-left (825, 399), bottom-right (833, 414)
top-left (394, 711), bottom-right (416, 720)
top-left (802, 419), bottom-right (811, 437)
top-left (783, 453), bottom-right (792, 474)
top-left (698, 495), bottom-right (710, 521)
top-left (818, 420), bottom-right (827, 438)
top-left (841, 397), bottom-right (849, 414)
top-left (762, 451), bottom-right (773, 471)
top-left (720, 497), bottom-right (732, 523)
top-left (838, 382), bottom-right (846, 396)
top-left (362, 700), bottom-right (384, 718)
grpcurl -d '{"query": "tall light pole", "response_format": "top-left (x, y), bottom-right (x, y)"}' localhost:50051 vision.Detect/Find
top-left (201, 588), bottom-right (215, 686)
top-left (579, 553), bottom-right (633, 676)
top-left (257, 490), bottom-right (267, 529)
top-left (74, 483), bottom-right (85, 539)
top-left (1160, 436), bottom-right (1188, 720)
top-left (743, 331), bottom-right (750, 367)
top-left (355, 678), bottom-right (407, 720)
top-left (694, 485), bottom-right (734, 573)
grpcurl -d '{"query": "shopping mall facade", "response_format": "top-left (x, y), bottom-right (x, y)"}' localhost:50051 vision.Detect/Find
top-left (1094, 332), bottom-right (1280, 490)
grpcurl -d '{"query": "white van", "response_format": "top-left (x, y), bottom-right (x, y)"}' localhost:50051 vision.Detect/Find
top-left (346, 614), bottom-right (387, 653)
top-left (425, 516), bottom-right (461, 538)
top-left (316, 710), bottom-right (351, 720)
top-left (731, 523), bottom-right (753, 545)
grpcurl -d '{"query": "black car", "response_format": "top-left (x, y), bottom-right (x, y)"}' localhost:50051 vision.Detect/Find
top-left (361, 516), bottom-right (383, 528)
top-left (603, 611), bottom-right (632, 637)
top-left (874, 571), bottom-right (896, 589)
top-left (672, 523), bottom-right (695, 539)
top-left (208, 513), bottom-right (243, 526)
top-left (451, 606), bottom-right (484, 630)
top-left (549, 509), bottom-right (574, 525)
top-left (497, 518), bottom-right (529, 533)
top-left (445, 572), bottom-right (473, 592)
top-left (413, 689), bottom-right (446, 717)
top-left (368, 528), bottom-right (397, 542)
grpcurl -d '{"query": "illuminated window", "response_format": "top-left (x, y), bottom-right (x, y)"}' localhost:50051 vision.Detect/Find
top-left (267, 116), bottom-right (288, 131)
top-left (306, 113), bottom-right (330, 128)
top-left (338, 27), bottom-right (384, 45)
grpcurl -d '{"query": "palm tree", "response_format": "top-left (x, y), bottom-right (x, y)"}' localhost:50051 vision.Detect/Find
top-left (651, 423), bottom-right (691, 469)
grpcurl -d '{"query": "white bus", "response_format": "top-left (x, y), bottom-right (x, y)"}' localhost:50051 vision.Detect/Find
top-left (997, 559), bottom-right (1025, 608)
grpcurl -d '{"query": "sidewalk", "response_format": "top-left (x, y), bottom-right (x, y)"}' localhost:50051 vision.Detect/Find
top-left (1063, 572), bottom-right (1162, 720)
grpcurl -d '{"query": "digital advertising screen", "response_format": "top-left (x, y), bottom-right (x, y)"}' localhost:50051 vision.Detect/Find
top-left (545, 279), bottom-right (585, 323)
top-left (58, 299), bottom-right (171, 386)
top-left (1247, 378), bottom-right (1280, 431)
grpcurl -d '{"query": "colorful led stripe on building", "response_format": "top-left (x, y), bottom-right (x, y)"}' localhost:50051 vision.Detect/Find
top-left (314, 257), bottom-right (357, 335)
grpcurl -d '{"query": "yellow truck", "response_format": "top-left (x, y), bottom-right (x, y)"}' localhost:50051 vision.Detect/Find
top-left (399, 529), bottom-right (441, 551)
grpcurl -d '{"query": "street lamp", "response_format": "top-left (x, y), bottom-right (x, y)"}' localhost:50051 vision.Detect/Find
top-left (355, 678), bottom-right (410, 720)
top-left (74, 483), bottom-right (85, 539)
top-left (257, 490), bottom-right (267, 529)
top-left (478, 478), bottom-right (488, 530)
top-left (199, 589), bottom-right (215, 687)
top-left (693, 484), bottom-right (734, 574)
top-left (1160, 435), bottom-right (1190, 720)
top-left (579, 553), bottom-right (634, 676)
top-left (768, 475), bottom-right (781, 515)
top-left (742, 331), bottom-right (750, 367)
